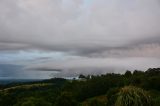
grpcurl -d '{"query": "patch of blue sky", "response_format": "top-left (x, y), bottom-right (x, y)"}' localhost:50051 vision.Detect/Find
top-left (62, 0), bottom-right (92, 8)
top-left (81, 0), bottom-right (92, 9)
top-left (84, 0), bottom-right (92, 6)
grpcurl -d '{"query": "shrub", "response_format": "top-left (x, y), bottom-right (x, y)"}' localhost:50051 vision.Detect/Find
top-left (54, 92), bottom-right (78, 106)
top-left (115, 86), bottom-right (152, 106)
top-left (81, 96), bottom-right (107, 106)
top-left (13, 97), bottom-right (52, 106)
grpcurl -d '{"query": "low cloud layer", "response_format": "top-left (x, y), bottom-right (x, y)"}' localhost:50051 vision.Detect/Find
top-left (0, 0), bottom-right (160, 78)
top-left (26, 57), bottom-right (160, 77)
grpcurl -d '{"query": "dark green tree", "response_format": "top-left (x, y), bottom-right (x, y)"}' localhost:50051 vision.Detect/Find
top-left (79, 74), bottom-right (86, 79)
top-left (124, 70), bottom-right (132, 77)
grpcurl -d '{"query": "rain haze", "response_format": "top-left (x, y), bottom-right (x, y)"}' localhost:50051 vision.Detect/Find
top-left (0, 0), bottom-right (160, 79)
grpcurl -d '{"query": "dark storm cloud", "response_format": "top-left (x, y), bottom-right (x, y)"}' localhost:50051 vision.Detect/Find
top-left (29, 67), bottom-right (62, 72)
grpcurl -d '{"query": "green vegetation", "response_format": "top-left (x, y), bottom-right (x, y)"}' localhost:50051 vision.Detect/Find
top-left (115, 86), bottom-right (151, 106)
top-left (13, 97), bottom-right (52, 106)
top-left (81, 95), bottom-right (108, 106)
top-left (54, 92), bottom-right (78, 106)
top-left (0, 68), bottom-right (160, 106)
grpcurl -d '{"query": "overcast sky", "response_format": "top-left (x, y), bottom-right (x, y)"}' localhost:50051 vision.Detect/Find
top-left (0, 0), bottom-right (160, 79)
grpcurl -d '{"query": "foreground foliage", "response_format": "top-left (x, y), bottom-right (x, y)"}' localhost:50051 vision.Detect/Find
top-left (115, 86), bottom-right (151, 106)
top-left (0, 68), bottom-right (160, 106)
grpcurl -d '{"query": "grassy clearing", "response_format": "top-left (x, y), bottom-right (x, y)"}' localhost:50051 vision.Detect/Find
top-left (0, 83), bottom-right (53, 92)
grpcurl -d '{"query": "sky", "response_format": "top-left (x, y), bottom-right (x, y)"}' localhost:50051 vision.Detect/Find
top-left (0, 0), bottom-right (160, 79)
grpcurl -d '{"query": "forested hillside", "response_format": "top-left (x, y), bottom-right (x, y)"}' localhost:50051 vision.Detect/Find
top-left (0, 68), bottom-right (160, 106)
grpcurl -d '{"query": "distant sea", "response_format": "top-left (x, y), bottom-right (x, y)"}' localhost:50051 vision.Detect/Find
top-left (0, 79), bottom-right (43, 85)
